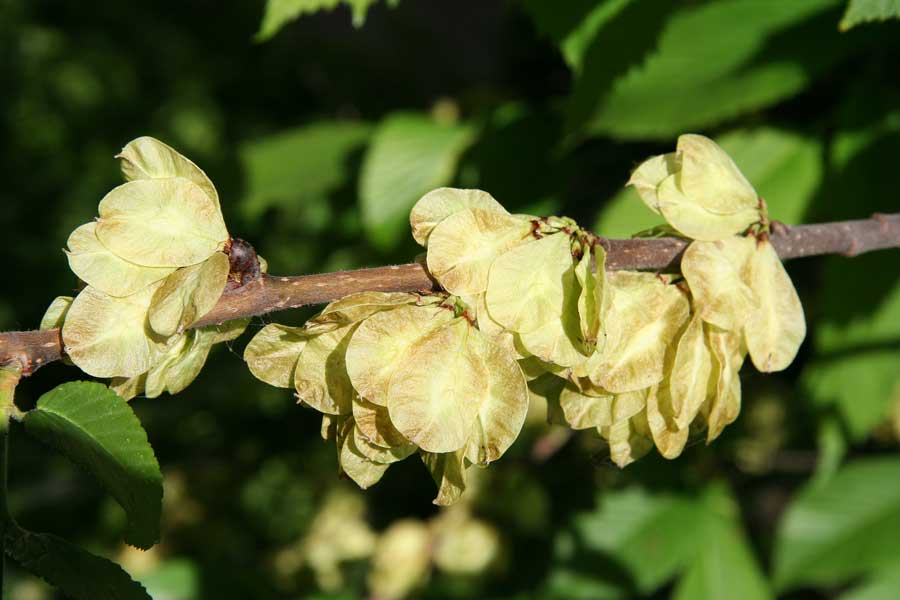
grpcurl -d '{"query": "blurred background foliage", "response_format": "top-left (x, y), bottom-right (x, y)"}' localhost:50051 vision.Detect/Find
top-left (2, 0), bottom-right (900, 598)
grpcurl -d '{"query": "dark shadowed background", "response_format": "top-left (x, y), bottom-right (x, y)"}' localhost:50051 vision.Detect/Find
top-left (2, 0), bottom-right (900, 598)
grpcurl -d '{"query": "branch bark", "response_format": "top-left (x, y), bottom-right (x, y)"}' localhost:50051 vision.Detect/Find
top-left (2, 213), bottom-right (898, 376)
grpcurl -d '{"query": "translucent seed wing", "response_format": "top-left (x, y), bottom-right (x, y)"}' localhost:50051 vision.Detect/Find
top-left (681, 237), bottom-right (757, 330)
top-left (244, 323), bottom-right (310, 388)
top-left (66, 222), bottom-right (176, 297)
top-left (657, 175), bottom-right (758, 241)
top-left (646, 383), bottom-right (689, 459)
top-left (626, 152), bottom-right (678, 214)
top-left (40, 296), bottom-right (73, 330)
top-left (62, 284), bottom-right (166, 378)
top-left (558, 382), bottom-right (613, 429)
top-left (744, 240), bottom-right (806, 372)
top-left (294, 323), bottom-right (358, 415)
top-left (316, 291), bottom-right (420, 325)
top-left (387, 319), bottom-right (488, 453)
top-left (410, 187), bottom-right (507, 247)
top-left (352, 396), bottom-right (410, 448)
top-left (346, 304), bottom-right (454, 406)
top-left (421, 448), bottom-right (468, 506)
top-left (704, 327), bottom-right (744, 443)
top-left (96, 178), bottom-right (228, 267)
top-left (677, 134), bottom-right (758, 215)
top-left (426, 208), bottom-right (532, 295)
top-left (117, 136), bottom-right (220, 212)
top-left (669, 312), bottom-right (713, 430)
top-left (340, 428), bottom-right (390, 489)
top-left (148, 252), bottom-right (230, 337)
top-left (464, 331), bottom-right (529, 465)
top-left (352, 426), bottom-right (416, 464)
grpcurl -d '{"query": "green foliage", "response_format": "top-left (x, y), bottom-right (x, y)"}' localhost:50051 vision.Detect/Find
top-left (840, 0), bottom-right (900, 30)
top-left (4, 523), bottom-right (151, 599)
top-left (256, 0), bottom-right (394, 40)
top-left (359, 113), bottom-right (475, 248)
top-left (774, 457), bottom-right (900, 590)
top-left (24, 382), bottom-right (163, 549)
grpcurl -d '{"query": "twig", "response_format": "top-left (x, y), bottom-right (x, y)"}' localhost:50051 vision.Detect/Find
top-left (1, 213), bottom-right (898, 376)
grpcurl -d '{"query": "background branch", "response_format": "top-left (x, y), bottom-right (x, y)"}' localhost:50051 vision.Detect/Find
top-left (2, 213), bottom-right (898, 376)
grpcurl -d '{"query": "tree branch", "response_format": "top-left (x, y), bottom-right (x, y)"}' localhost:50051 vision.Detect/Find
top-left (2, 213), bottom-right (898, 376)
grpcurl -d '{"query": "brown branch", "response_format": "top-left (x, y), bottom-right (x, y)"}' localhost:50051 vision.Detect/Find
top-left (2, 213), bottom-right (898, 376)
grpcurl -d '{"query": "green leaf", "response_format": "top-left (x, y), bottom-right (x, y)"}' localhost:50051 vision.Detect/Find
top-left (840, 0), bottom-right (900, 30)
top-left (572, 0), bottom-right (848, 139)
top-left (673, 486), bottom-right (771, 600)
top-left (4, 523), bottom-right (151, 600)
top-left (24, 382), bottom-right (163, 549)
top-left (804, 253), bottom-right (900, 438)
top-left (573, 488), bottom-right (704, 594)
top-left (240, 121), bottom-right (372, 221)
top-left (256, 0), bottom-right (395, 40)
top-left (359, 113), bottom-right (476, 249)
top-left (840, 562), bottom-right (900, 600)
top-left (773, 457), bottom-right (900, 590)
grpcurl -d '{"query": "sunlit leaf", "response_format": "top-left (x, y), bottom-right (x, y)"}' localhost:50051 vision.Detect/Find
top-left (840, 0), bottom-right (900, 30)
top-left (62, 284), bottom-right (165, 378)
top-left (96, 178), bottom-right (228, 267)
top-left (256, 0), bottom-right (389, 40)
top-left (744, 239), bottom-right (806, 372)
top-left (426, 207), bottom-right (532, 295)
top-left (346, 304), bottom-right (454, 406)
top-left (360, 113), bottom-right (476, 249)
top-left (387, 318), bottom-right (487, 452)
top-left (66, 222), bottom-right (176, 297)
top-left (25, 382), bottom-right (162, 549)
top-left (148, 252), bottom-right (230, 337)
top-left (681, 237), bottom-right (757, 330)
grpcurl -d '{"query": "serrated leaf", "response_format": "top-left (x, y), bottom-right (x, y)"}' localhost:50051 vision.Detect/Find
top-left (587, 272), bottom-right (689, 393)
top-left (240, 121), bottom-right (372, 220)
top-left (464, 331), bottom-right (529, 464)
top-left (359, 113), bottom-right (476, 249)
top-left (681, 237), bottom-right (757, 330)
top-left (410, 187), bottom-right (508, 247)
top-left (256, 0), bottom-right (386, 40)
top-left (96, 178), bottom-right (228, 268)
top-left (244, 323), bottom-right (309, 388)
top-left (426, 208), bottom-right (532, 295)
top-left (24, 382), bottom-right (162, 549)
top-left (40, 296), bottom-right (72, 330)
top-left (4, 523), bottom-right (151, 600)
top-left (840, 0), bottom-right (900, 30)
top-left (387, 318), bottom-right (487, 453)
top-left (62, 284), bottom-right (165, 378)
top-left (421, 448), bottom-right (468, 506)
top-left (744, 240), bottom-right (806, 372)
top-left (575, 0), bottom-right (848, 139)
top-left (117, 136), bottom-right (220, 212)
top-left (148, 252), bottom-right (229, 337)
top-left (294, 323), bottom-right (358, 415)
top-left (66, 223), bottom-right (176, 297)
top-left (346, 304), bottom-right (454, 406)
top-left (670, 312), bottom-right (713, 430)
top-left (773, 458), bottom-right (900, 590)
